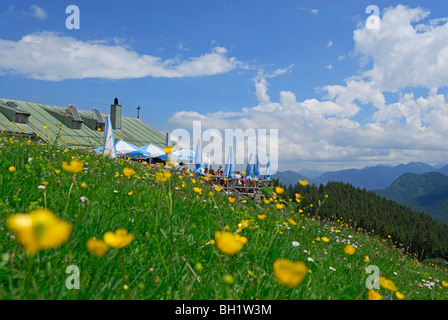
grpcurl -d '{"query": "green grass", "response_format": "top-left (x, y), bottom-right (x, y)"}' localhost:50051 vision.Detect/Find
top-left (1, 134), bottom-right (448, 300)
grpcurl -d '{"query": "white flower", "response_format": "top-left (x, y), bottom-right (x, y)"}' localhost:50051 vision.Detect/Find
top-left (79, 196), bottom-right (89, 202)
top-left (292, 241), bottom-right (300, 247)
top-left (38, 185), bottom-right (46, 190)
top-left (307, 257), bottom-right (314, 262)
top-left (329, 266), bottom-right (336, 271)
top-left (114, 190), bottom-right (119, 193)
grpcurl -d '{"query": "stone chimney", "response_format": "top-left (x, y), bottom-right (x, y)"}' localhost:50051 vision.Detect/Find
top-left (110, 98), bottom-right (122, 130)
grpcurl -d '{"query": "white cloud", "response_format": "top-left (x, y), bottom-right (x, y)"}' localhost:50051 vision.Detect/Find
top-left (1, 4), bottom-right (47, 20)
top-left (326, 41), bottom-right (333, 48)
top-left (169, 73), bottom-right (448, 171)
top-left (30, 5), bottom-right (47, 20)
top-left (311, 9), bottom-right (319, 15)
top-left (0, 32), bottom-right (244, 81)
top-left (325, 64), bottom-right (333, 70)
top-left (354, 4), bottom-right (448, 91)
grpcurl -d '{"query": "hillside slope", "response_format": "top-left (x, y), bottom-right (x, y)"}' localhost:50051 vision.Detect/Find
top-left (1, 135), bottom-right (448, 300)
top-left (376, 172), bottom-right (448, 223)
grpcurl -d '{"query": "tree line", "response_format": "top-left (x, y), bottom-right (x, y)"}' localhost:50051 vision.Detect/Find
top-left (285, 181), bottom-right (448, 261)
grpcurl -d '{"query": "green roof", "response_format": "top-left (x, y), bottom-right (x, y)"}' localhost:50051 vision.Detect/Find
top-left (0, 98), bottom-right (174, 150)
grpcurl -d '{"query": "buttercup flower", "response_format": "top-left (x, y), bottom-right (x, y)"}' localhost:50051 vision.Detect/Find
top-left (299, 179), bottom-right (308, 186)
top-left (380, 277), bottom-right (398, 291)
top-left (163, 146), bottom-right (173, 154)
top-left (62, 160), bottom-right (84, 173)
top-left (368, 289), bottom-right (383, 300)
top-left (8, 166), bottom-right (16, 172)
top-left (273, 258), bottom-right (308, 287)
top-left (214, 231), bottom-right (247, 255)
top-left (6, 209), bottom-right (72, 255)
top-left (258, 214), bottom-right (267, 220)
top-left (344, 244), bottom-right (356, 255)
top-left (275, 203), bottom-right (284, 210)
top-left (395, 291), bottom-right (405, 300)
top-left (228, 197), bottom-right (236, 203)
top-left (123, 167), bottom-right (136, 178)
top-left (103, 229), bottom-right (134, 249)
top-left (87, 237), bottom-right (108, 257)
top-left (214, 186), bottom-right (222, 192)
top-left (275, 186), bottom-right (284, 194)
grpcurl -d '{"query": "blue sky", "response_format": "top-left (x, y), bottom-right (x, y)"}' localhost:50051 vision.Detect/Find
top-left (1, 1), bottom-right (448, 172)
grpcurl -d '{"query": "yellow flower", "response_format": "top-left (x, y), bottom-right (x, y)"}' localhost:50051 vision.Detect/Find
top-left (62, 160), bottom-right (84, 173)
top-left (364, 255), bottom-right (370, 262)
top-left (214, 185), bottom-right (223, 192)
top-left (123, 167), bottom-right (136, 178)
top-left (80, 182), bottom-right (87, 188)
top-left (128, 190), bottom-right (133, 195)
top-left (228, 197), bottom-right (236, 203)
top-left (263, 198), bottom-right (270, 204)
top-left (287, 218), bottom-right (297, 226)
top-left (6, 209), bottom-right (72, 255)
top-left (395, 291), bottom-right (405, 300)
top-left (103, 229), bottom-right (134, 249)
top-left (273, 258), bottom-right (308, 287)
top-left (368, 289), bottom-right (383, 300)
top-left (275, 186), bottom-right (284, 194)
top-left (166, 161), bottom-right (173, 167)
top-left (55, 169), bottom-right (61, 174)
top-left (8, 166), bottom-right (16, 172)
top-left (163, 146), bottom-right (173, 154)
top-left (344, 244), bottom-right (356, 255)
top-left (43, 125), bottom-right (49, 130)
top-left (193, 187), bottom-right (202, 194)
top-left (299, 179), bottom-right (308, 186)
top-left (380, 277), bottom-right (398, 291)
top-left (238, 220), bottom-right (250, 230)
top-left (442, 281), bottom-right (448, 287)
top-left (275, 203), bottom-right (284, 209)
top-left (322, 236), bottom-right (330, 242)
top-left (87, 237), bottom-right (108, 257)
top-left (156, 172), bottom-right (168, 182)
top-left (214, 231), bottom-right (247, 255)
top-left (258, 214), bottom-right (267, 220)
top-left (295, 193), bottom-right (301, 199)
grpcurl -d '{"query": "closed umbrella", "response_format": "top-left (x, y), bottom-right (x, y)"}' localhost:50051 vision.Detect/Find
top-left (253, 154), bottom-right (260, 180)
top-left (103, 117), bottom-right (116, 158)
top-left (194, 139), bottom-right (202, 174)
top-left (266, 158), bottom-right (271, 180)
top-left (224, 146), bottom-right (234, 178)
top-left (246, 153), bottom-right (254, 178)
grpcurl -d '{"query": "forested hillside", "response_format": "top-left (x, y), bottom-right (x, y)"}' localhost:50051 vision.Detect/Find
top-left (287, 181), bottom-right (448, 261)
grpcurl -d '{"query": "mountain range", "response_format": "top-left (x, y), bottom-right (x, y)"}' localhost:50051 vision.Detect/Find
top-left (274, 162), bottom-right (447, 190)
top-left (273, 162), bottom-right (448, 223)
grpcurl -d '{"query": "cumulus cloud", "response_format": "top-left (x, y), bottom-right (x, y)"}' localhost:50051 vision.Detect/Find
top-left (169, 74), bottom-right (448, 171)
top-left (354, 4), bottom-right (448, 91)
top-left (0, 32), bottom-right (243, 81)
